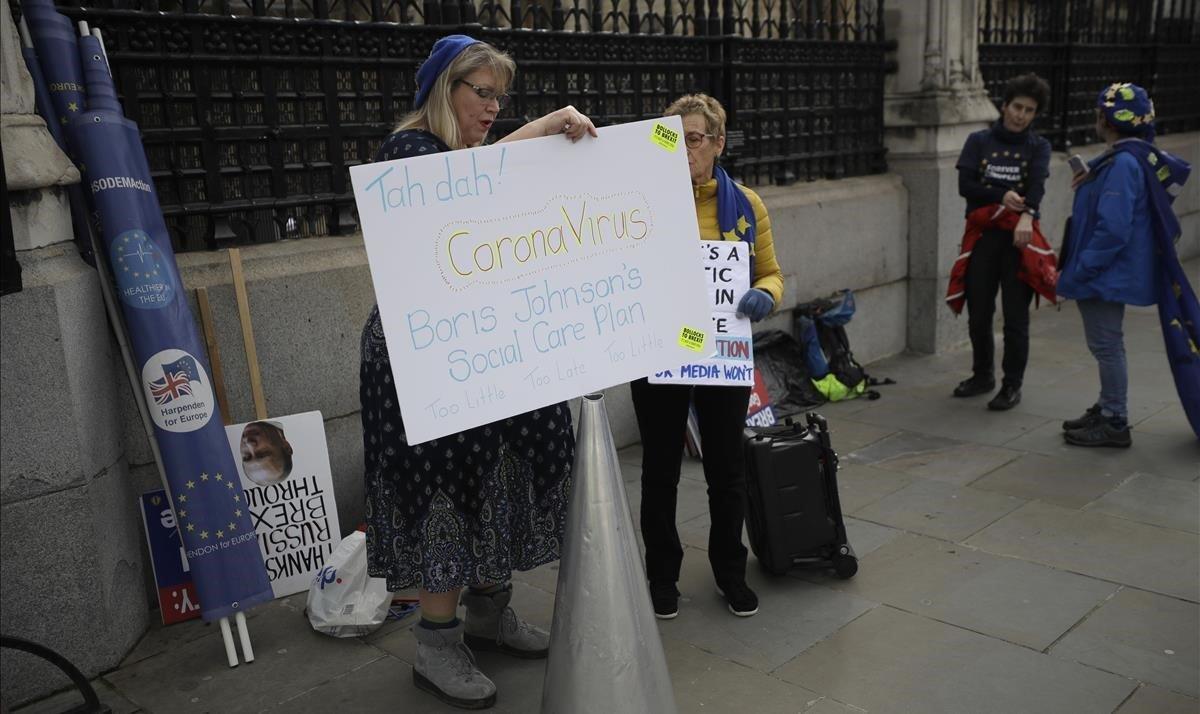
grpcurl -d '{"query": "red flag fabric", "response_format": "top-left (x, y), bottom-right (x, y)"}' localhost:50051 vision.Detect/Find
top-left (946, 205), bottom-right (1058, 315)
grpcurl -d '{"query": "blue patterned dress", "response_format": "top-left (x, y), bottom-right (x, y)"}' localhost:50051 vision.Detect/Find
top-left (360, 129), bottom-right (574, 592)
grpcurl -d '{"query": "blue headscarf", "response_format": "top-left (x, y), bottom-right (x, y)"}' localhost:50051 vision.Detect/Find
top-left (1097, 82), bottom-right (1156, 141)
top-left (714, 165), bottom-right (756, 275)
top-left (1106, 138), bottom-right (1199, 438)
top-left (414, 34), bottom-right (479, 109)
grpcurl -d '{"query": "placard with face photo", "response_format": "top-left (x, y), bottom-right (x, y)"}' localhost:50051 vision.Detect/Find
top-left (224, 411), bottom-right (341, 598)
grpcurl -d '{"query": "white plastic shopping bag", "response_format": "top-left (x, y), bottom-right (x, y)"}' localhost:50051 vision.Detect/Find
top-left (306, 530), bottom-right (392, 637)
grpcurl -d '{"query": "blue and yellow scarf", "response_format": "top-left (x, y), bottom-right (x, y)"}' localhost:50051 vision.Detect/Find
top-left (714, 165), bottom-right (756, 274)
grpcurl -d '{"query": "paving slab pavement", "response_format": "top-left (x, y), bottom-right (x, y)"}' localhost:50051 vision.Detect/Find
top-left (14, 296), bottom-right (1199, 713)
top-left (1049, 587), bottom-right (1199, 698)
top-left (817, 533), bottom-right (1121, 651)
top-left (965, 500), bottom-right (1200, 601)
top-left (773, 606), bottom-right (1137, 714)
top-left (1084, 472), bottom-right (1199, 533)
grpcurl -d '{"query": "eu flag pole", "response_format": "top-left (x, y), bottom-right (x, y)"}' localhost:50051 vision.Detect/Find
top-left (19, 0), bottom-right (274, 647)
top-left (67, 22), bottom-right (273, 625)
top-left (17, 0), bottom-right (84, 129)
top-left (20, 16), bottom-right (181, 560)
top-left (16, 3), bottom-right (95, 265)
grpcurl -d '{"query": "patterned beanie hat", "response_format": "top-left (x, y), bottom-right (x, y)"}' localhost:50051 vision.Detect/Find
top-left (1097, 82), bottom-right (1155, 139)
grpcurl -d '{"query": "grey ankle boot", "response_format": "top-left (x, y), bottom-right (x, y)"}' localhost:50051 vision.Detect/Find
top-left (461, 585), bottom-right (550, 659)
top-left (413, 621), bottom-right (497, 710)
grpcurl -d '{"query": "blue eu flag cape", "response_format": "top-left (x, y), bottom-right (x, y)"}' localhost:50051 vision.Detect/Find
top-left (1111, 139), bottom-right (1199, 439)
top-left (22, 0), bottom-right (275, 620)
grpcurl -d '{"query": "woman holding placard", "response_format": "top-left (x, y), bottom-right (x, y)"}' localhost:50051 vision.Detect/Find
top-left (358, 35), bottom-right (596, 710)
top-left (631, 94), bottom-right (784, 621)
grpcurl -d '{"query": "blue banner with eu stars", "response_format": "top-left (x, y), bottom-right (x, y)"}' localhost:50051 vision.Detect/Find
top-left (58, 16), bottom-right (272, 621)
top-left (19, 0), bottom-right (85, 130)
top-left (18, 0), bottom-right (97, 264)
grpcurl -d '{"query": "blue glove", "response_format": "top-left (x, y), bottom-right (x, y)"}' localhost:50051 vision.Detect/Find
top-left (737, 288), bottom-right (775, 322)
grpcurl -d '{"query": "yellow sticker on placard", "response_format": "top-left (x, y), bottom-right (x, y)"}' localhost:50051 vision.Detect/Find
top-left (651, 122), bottom-right (680, 152)
top-left (679, 326), bottom-right (706, 352)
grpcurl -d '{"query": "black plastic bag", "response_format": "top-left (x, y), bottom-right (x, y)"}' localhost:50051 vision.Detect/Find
top-left (752, 330), bottom-right (825, 418)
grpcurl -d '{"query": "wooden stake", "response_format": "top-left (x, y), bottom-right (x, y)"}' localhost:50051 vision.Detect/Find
top-left (196, 286), bottom-right (232, 426)
top-left (228, 248), bottom-right (268, 420)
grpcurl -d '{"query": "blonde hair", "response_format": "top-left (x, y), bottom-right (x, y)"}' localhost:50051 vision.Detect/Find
top-left (664, 93), bottom-right (727, 137)
top-left (394, 43), bottom-right (516, 150)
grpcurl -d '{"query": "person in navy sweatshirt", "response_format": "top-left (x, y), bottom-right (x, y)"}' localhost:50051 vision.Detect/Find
top-left (954, 73), bottom-right (1053, 410)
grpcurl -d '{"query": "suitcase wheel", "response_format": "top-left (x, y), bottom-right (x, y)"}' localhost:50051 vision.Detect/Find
top-left (833, 553), bottom-right (858, 579)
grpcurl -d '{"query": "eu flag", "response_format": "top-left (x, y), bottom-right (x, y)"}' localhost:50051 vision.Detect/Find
top-left (17, 0), bottom-right (95, 264)
top-left (20, 0), bottom-right (274, 621)
top-left (162, 355), bottom-right (203, 385)
top-left (19, 0), bottom-right (85, 128)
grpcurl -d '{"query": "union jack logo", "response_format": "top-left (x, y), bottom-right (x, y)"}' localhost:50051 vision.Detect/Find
top-left (150, 369), bottom-right (194, 405)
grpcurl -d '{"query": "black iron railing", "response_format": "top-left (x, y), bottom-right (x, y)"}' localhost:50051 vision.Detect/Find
top-left (24, 0), bottom-right (889, 252)
top-left (978, 0), bottom-right (1200, 150)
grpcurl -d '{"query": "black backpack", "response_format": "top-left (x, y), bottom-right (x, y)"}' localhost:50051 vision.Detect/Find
top-left (816, 322), bottom-right (867, 392)
top-left (795, 291), bottom-right (895, 401)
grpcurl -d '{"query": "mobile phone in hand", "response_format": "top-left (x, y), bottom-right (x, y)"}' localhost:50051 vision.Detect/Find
top-left (1068, 154), bottom-right (1087, 176)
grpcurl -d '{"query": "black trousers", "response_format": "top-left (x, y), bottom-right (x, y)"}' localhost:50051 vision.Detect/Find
top-left (629, 378), bottom-right (751, 587)
top-left (966, 228), bottom-right (1034, 388)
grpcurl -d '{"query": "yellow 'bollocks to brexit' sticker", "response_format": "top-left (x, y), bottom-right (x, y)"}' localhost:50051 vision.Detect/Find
top-left (679, 326), bottom-right (706, 352)
top-left (651, 122), bottom-right (680, 152)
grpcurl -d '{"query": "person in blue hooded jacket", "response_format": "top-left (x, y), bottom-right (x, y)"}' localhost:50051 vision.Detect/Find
top-left (1058, 82), bottom-right (1195, 447)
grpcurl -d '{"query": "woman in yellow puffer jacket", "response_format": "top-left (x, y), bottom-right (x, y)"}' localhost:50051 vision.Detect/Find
top-left (631, 93), bottom-right (784, 621)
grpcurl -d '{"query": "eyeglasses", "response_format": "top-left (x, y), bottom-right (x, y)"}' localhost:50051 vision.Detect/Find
top-left (456, 80), bottom-right (511, 110)
top-left (684, 131), bottom-right (717, 148)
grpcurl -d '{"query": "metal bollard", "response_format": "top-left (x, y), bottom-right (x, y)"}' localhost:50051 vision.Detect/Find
top-left (540, 394), bottom-right (677, 714)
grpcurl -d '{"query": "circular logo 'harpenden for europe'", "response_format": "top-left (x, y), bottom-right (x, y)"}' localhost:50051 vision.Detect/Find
top-left (111, 229), bottom-right (175, 309)
top-left (142, 349), bottom-right (215, 433)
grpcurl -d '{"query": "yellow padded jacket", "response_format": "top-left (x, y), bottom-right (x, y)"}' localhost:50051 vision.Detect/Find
top-left (692, 178), bottom-right (784, 307)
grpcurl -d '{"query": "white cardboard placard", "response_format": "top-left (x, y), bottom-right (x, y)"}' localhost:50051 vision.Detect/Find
top-left (650, 240), bottom-right (754, 386)
top-left (351, 117), bottom-right (712, 443)
top-left (225, 411), bottom-right (341, 599)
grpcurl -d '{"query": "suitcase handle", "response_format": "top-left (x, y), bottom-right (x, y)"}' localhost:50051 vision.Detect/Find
top-left (806, 412), bottom-right (837, 466)
top-left (788, 414), bottom-right (828, 432)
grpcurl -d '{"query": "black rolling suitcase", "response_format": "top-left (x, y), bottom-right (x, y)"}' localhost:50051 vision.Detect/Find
top-left (743, 412), bottom-right (857, 578)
